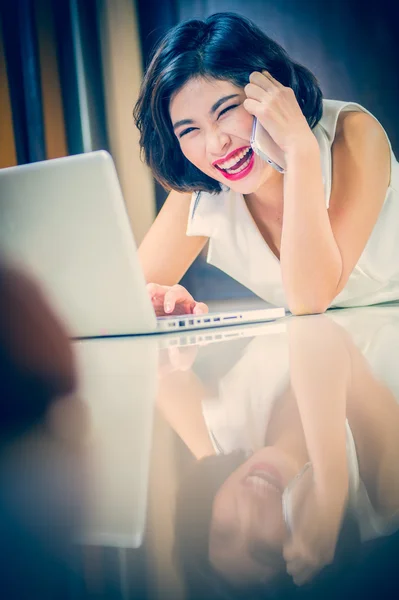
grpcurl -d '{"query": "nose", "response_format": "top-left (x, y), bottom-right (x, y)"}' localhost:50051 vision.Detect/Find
top-left (206, 124), bottom-right (230, 158)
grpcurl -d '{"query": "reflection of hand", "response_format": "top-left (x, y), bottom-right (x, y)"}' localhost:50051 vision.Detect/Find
top-left (158, 345), bottom-right (199, 378)
top-left (283, 463), bottom-right (348, 586)
top-left (147, 283), bottom-right (208, 317)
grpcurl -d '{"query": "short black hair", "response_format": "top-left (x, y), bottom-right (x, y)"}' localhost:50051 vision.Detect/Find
top-left (134, 12), bottom-right (323, 194)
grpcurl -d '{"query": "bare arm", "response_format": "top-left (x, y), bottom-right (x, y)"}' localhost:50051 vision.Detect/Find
top-left (289, 314), bottom-right (399, 512)
top-left (281, 111), bottom-right (390, 315)
top-left (138, 189), bottom-right (208, 285)
top-left (244, 73), bottom-right (390, 316)
top-left (157, 371), bottom-right (215, 459)
top-left (287, 315), bottom-right (350, 491)
top-left (156, 347), bottom-right (215, 459)
top-left (284, 314), bottom-right (399, 583)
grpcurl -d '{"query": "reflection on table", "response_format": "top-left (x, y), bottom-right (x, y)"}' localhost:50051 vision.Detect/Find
top-left (4, 294), bottom-right (399, 599)
top-left (156, 308), bottom-right (399, 599)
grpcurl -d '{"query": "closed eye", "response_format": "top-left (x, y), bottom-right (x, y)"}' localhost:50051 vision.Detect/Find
top-left (218, 104), bottom-right (239, 118)
top-left (179, 127), bottom-right (197, 139)
top-left (178, 105), bottom-right (238, 138)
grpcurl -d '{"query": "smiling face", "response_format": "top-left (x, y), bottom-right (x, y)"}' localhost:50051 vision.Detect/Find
top-left (169, 77), bottom-right (275, 195)
top-left (208, 446), bottom-right (301, 587)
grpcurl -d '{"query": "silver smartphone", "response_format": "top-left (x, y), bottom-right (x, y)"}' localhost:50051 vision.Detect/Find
top-left (250, 117), bottom-right (286, 173)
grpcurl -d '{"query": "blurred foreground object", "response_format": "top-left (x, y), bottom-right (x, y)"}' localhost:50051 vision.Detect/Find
top-left (0, 262), bottom-right (86, 599)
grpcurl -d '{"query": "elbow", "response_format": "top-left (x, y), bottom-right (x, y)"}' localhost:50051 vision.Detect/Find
top-left (289, 304), bottom-right (328, 317)
top-left (288, 296), bottom-right (332, 317)
top-left (285, 267), bottom-right (343, 316)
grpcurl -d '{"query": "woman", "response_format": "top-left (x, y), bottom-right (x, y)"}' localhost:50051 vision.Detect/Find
top-left (134, 12), bottom-right (398, 316)
top-left (156, 315), bottom-right (399, 595)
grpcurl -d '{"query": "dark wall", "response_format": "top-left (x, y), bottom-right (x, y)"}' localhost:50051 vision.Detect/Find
top-left (135, 0), bottom-right (399, 300)
top-left (180, 0), bottom-right (399, 151)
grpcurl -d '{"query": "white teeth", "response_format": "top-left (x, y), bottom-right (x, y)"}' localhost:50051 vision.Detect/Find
top-left (225, 154), bottom-right (251, 174)
top-left (218, 147), bottom-right (251, 170)
top-left (247, 475), bottom-right (280, 494)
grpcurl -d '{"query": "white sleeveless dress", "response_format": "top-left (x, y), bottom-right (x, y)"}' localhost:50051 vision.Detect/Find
top-left (186, 99), bottom-right (399, 309)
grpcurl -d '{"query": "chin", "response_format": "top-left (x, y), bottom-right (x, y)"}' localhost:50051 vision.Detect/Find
top-left (226, 175), bottom-right (263, 195)
top-left (217, 162), bottom-right (268, 195)
top-left (204, 162), bottom-right (266, 194)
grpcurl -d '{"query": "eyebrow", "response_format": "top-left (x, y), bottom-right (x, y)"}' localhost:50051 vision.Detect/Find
top-left (172, 94), bottom-right (240, 131)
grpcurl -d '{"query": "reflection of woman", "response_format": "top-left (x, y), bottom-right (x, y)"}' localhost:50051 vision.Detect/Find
top-left (135, 12), bottom-right (398, 317)
top-left (282, 317), bottom-right (399, 579)
top-left (157, 317), bottom-right (399, 595)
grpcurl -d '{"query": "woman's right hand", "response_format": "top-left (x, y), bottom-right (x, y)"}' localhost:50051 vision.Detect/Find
top-left (283, 463), bottom-right (348, 586)
top-left (147, 283), bottom-right (209, 317)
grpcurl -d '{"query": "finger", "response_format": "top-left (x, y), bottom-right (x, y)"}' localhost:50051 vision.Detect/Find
top-left (249, 70), bottom-right (275, 91)
top-left (243, 98), bottom-right (262, 117)
top-left (158, 347), bottom-right (174, 376)
top-left (168, 346), bottom-right (197, 371)
top-left (286, 558), bottom-right (313, 586)
top-left (193, 302), bottom-right (209, 315)
top-left (292, 565), bottom-right (318, 587)
top-left (283, 540), bottom-right (308, 564)
top-left (261, 70), bottom-right (285, 89)
top-left (249, 70), bottom-right (284, 91)
top-left (164, 285), bottom-right (194, 314)
top-left (168, 346), bottom-right (183, 370)
top-left (244, 82), bottom-right (268, 102)
top-left (286, 548), bottom-right (320, 584)
top-left (284, 544), bottom-right (301, 565)
top-left (286, 559), bottom-right (302, 578)
top-left (146, 282), bottom-right (168, 299)
top-left (283, 544), bottom-right (295, 564)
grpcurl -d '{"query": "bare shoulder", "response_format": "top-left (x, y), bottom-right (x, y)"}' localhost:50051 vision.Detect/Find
top-left (160, 187), bottom-right (193, 211)
top-left (320, 109), bottom-right (391, 297)
top-left (334, 109), bottom-right (389, 152)
top-left (331, 109), bottom-right (391, 188)
top-left (336, 109), bottom-right (373, 132)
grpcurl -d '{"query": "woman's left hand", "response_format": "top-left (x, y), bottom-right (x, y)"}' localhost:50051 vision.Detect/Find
top-left (244, 71), bottom-right (312, 153)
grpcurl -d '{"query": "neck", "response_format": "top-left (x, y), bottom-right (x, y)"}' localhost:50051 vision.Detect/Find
top-left (245, 169), bottom-right (284, 210)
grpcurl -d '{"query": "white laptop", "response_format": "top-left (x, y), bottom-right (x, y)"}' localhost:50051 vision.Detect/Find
top-left (0, 151), bottom-right (285, 338)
